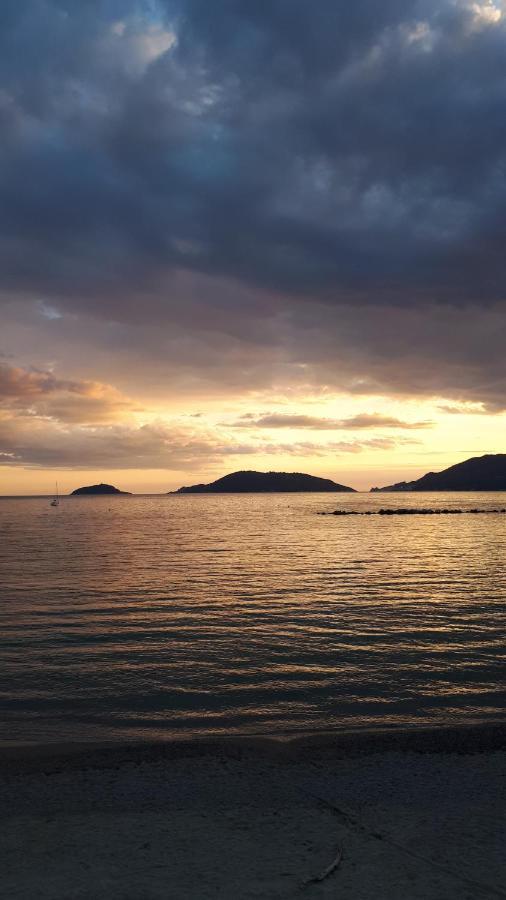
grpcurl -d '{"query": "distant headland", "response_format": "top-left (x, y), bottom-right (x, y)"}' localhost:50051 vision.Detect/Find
top-left (371, 453), bottom-right (506, 492)
top-left (172, 470), bottom-right (356, 493)
top-left (71, 483), bottom-right (131, 495)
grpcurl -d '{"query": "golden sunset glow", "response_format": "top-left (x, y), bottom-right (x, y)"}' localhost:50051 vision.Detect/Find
top-left (1, 363), bottom-right (505, 494)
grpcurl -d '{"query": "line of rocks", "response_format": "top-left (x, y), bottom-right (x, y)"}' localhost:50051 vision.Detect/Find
top-left (319, 508), bottom-right (506, 517)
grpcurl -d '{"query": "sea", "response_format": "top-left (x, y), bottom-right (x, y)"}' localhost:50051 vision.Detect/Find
top-left (0, 492), bottom-right (504, 746)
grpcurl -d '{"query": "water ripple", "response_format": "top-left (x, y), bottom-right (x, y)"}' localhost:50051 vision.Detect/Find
top-left (0, 492), bottom-right (504, 743)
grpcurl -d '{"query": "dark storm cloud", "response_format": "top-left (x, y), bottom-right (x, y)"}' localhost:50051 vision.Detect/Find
top-left (1, 0), bottom-right (506, 419)
top-left (1, 0), bottom-right (506, 308)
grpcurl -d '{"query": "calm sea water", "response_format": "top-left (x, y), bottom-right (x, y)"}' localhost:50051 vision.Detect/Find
top-left (0, 493), bottom-right (504, 745)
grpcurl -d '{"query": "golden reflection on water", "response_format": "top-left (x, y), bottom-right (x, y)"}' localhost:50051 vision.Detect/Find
top-left (0, 492), bottom-right (504, 743)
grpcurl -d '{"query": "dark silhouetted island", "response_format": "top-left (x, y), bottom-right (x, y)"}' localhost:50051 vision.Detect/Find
top-left (172, 470), bottom-right (356, 493)
top-left (371, 453), bottom-right (506, 492)
top-left (71, 483), bottom-right (131, 495)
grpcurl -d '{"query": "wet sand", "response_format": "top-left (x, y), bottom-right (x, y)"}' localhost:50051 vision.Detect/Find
top-left (1, 725), bottom-right (505, 899)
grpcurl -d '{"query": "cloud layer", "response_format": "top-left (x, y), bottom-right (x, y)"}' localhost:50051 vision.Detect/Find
top-left (234, 413), bottom-right (433, 429)
top-left (0, 363), bottom-right (133, 423)
top-left (1, 1), bottom-right (505, 483)
top-left (2, 0), bottom-right (506, 307)
top-left (0, 363), bottom-right (420, 471)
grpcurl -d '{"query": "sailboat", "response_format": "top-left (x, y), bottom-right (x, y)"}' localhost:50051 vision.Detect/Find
top-left (50, 482), bottom-right (59, 507)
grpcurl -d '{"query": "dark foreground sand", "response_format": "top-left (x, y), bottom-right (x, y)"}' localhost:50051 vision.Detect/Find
top-left (1, 725), bottom-right (505, 899)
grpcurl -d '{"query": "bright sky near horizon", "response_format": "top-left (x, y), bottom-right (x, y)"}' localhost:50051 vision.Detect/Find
top-left (1, 1), bottom-right (506, 494)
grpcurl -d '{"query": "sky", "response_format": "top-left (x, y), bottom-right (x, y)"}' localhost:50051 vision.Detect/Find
top-left (1, 0), bottom-right (506, 494)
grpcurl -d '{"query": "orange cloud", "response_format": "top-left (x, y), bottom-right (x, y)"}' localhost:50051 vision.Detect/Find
top-left (0, 363), bottom-right (134, 424)
top-left (229, 412), bottom-right (433, 430)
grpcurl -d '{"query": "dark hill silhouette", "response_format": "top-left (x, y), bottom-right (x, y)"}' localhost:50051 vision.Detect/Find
top-left (71, 483), bottom-right (131, 495)
top-left (371, 454), bottom-right (506, 492)
top-left (172, 470), bottom-right (356, 493)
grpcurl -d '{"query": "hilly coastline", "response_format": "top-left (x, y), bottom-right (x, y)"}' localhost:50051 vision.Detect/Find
top-left (172, 470), bottom-right (356, 493)
top-left (372, 453), bottom-right (506, 492)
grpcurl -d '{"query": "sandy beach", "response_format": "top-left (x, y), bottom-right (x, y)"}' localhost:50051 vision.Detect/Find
top-left (1, 725), bottom-right (504, 899)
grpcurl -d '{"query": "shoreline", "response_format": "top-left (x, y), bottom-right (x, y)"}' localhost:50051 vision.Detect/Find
top-left (2, 723), bottom-right (504, 899)
top-left (2, 720), bottom-right (504, 773)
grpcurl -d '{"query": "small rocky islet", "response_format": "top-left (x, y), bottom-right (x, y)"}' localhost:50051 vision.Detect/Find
top-left (70, 483), bottom-right (131, 495)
